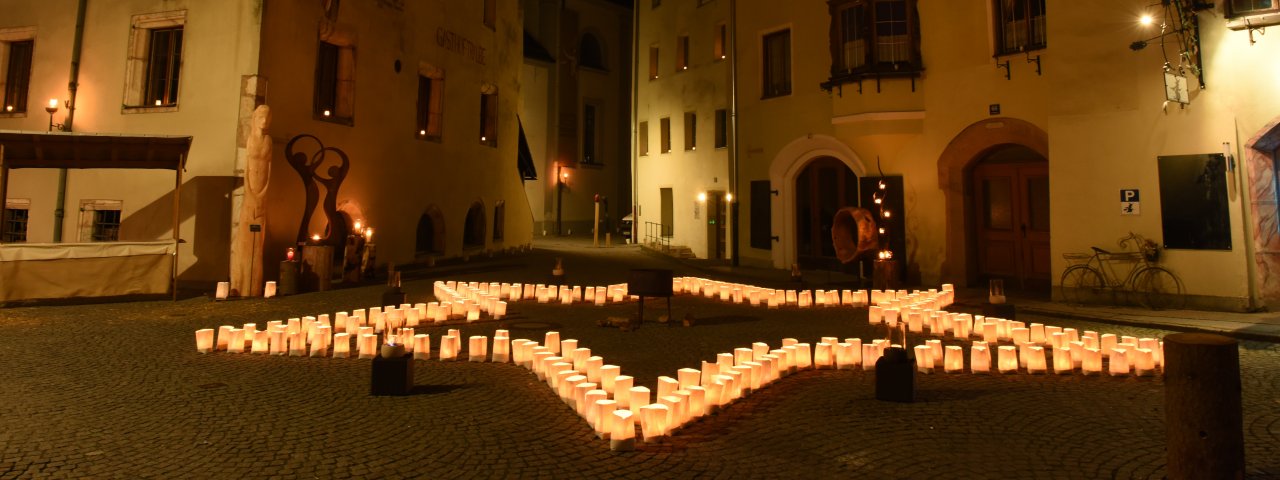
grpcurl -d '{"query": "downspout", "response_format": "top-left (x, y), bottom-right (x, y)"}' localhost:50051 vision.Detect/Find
top-left (1231, 122), bottom-right (1261, 311)
top-left (53, 0), bottom-right (87, 242)
top-left (728, 0), bottom-right (740, 266)
top-left (630, 0), bottom-right (639, 242)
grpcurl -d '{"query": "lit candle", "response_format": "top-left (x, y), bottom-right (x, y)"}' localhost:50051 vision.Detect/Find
top-left (1025, 346), bottom-right (1047, 374)
top-left (943, 346), bottom-right (964, 373)
top-left (997, 346), bottom-right (1019, 374)
top-left (914, 345), bottom-right (934, 373)
top-left (970, 345), bottom-right (991, 373)
top-left (610, 409), bottom-right (636, 451)
top-left (195, 329), bottom-right (215, 353)
top-left (1052, 346), bottom-right (1072, 374)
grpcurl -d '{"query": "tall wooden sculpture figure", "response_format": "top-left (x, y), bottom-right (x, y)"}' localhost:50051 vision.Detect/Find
top-left (231, 105), bottom-right (272, 297)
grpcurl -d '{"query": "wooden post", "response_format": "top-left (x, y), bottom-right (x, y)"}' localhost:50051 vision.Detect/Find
top-left (0, 145), bottom-right (8, 245)
top-left (302, 244), bottom-right (334, 292)
top-left (171, 156), bottom-right (183, 300)
top-left (1164, 332), bottom-right (1244, 480)
top-left (593, 201), bottom-right (600, 247)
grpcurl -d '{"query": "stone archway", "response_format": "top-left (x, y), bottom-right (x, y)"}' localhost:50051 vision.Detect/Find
top-left (1244, 117), bottom-right (1280, 308)
top-left (768, 135), bottom-right (867, 270)
top-left (463, 200), bottom-right (486, 249)
top-left (936, 117), bottom-right (1048, 286)
top-left (416, 205), bottom-right (446, 256)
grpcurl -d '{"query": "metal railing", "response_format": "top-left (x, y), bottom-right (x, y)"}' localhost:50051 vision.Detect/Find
top-left (643, 221), bottom-right (672, 251)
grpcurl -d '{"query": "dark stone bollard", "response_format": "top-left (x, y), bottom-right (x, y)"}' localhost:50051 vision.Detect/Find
top-left (1164, 333), bottom-right (1244, 479)
top-left (875, 347), bottom-right (915, 403)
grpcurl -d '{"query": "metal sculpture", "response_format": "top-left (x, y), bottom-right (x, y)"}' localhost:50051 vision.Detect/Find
top-left (285, 134), bottom-right (350, 249)
top-left (831, 206), bottom-right (878, 263)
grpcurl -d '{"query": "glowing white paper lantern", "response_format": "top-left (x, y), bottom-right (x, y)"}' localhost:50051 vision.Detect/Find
top-left (997, 346), bottom-right (1019, 374)
top-left (614, 375), bottom-right (634, 408)
top-left (492, 336), bottom-right (510, 363)
top-left (943, 346), bottom-right (964, 373)
top-left (195, 329), bottom-right (215, 353)
top-left (629, 386), bottom-right (651, 410)
top-left (1011, 327), bottom-right (1030, 346)
top-left (226, 329), bottom-right (245, 354)
top-left (584, 389), bottom-right (608, 421)
top-left (1025, 346), bottom-right (1047, 374)
top-left (600, 365), bottom-right (621, 393)
top-left (329, 332), bottom-right (349, 358)
top-left (1081, 348), bottom-right (1103, 375)
top-left (1052, 346), bottom-right (1072, 374)
top-left (357, 334), bottom-right (377, 359)
top-left (657, 376), bottom-right (680, 399)
top-left (701, 361), bottom-right (721, 386)
top-left (572, 347), bottom-right (592, 372)
top-left (560, 339), bottom-right (578, 357)
top-left (795, 343), bottom-right (813, 369)
top-left (544, 331), bottom-right (561, 354)
top-left (862, 344), bottom-right (881, 371)
top-left (927, 339), bottom-right (943, 367)
top-left (1109, 348), bottom-right (1130, 376)
top-left (1133, 348), bottom-right (1155, 376)
top-left (970, 345), bottom-right (991, 373)
top-left (215, 281), bottom-right (229, 300)
top-left (914, 345), bottom-right (934, 373)
top-left (814, 343), bottom-right (833, 369)
top-left (439, 335), bottom-right (458, 361)
top-left (678, 368), bottom-right (701, 390)
top-left (1139, 338), bottom-right (1162, 367)
top-left (610, 409), bottom-right (636, 451)
top-left (1100, 334), bottom-right (1118, 356)
top-left (585, 356), bottom-right (604, 382)
top-left (834, 343), bottom-right (855, 370)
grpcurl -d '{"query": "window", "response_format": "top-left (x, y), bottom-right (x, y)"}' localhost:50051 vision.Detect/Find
top-left (677, 35), bottom-right (690, 71)
top-left (714, 23), bottom-right (728, 60)
top-left (827, 0), bottom-right (922, 80)
top-left (714, 109), bottom-right (728, 148)
top-left (649, 45), bottom-right (660, 79)
top-left (583, 103), bottom-right (598, 163)
top-left (493, 201), bottom-right (505, 241)
top-left (484, 0), bottom-right (497, 30)
top-left (684, 111), bottom-right (697, 151)
top-left (1228, 0), bottom-right (1279, 17)
top-left (480, 89), bottom-right (498, 147)
top-left (638, 121), bottom-right (649, 156)
top-left (79, 200), bottom-right (123, 242)
top-left (994, 0), bottom-right (1046, 55)
top-left (3, 200), bottom-right (28, 242)
top-left (315, 41), bottom-right (341, 120)
top-left (660, 117), bottom-right (671, 153)
top-left (2, 40), bottom-right (33, 114)
top-left (124, 11), bottom-right (185, 110)
top-left (580, 34), bottom-right (605, 70)
top-left (144, 27), bottom-right (183, 106)
top-left (416, 63), bottom-right (445, 140)
top-left (762, 29), bottom-right (791, 98)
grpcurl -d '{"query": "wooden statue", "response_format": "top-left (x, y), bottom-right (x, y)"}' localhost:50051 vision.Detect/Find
top-left (231, 105), bottom-right (272, 297)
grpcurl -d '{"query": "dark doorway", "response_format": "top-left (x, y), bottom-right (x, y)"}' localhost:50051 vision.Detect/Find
top-left (706, 191), bottom-right (727, 260)
top-left (971, 145), bottom-right (1050, 292)
top-left (795, 157), bottom-right (858, 270)
top-left (463, 202), bottom-right (486, 249)
top-left (659, 187), bottom-right (674, 237)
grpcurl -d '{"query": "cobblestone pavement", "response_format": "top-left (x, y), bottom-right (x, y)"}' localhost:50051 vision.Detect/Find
top-left (1, 243), bottom-right (1278, 479)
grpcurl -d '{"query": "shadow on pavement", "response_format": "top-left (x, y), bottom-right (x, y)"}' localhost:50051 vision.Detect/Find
top-left (409, 384), bottom-right (467, 396)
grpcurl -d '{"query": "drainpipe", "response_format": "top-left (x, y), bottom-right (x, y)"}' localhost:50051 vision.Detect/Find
top-left (1231, 122), bottom-right (1261, 311)
top-left (630, 0), bottom-right (639, 242)
top-left (53, 0), bottom-right (87, 242)
top-left (728, 0), bottom-right (740, 266)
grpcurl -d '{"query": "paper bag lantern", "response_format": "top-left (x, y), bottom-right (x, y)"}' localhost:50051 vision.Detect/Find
top-left (629, 386), bottom-right (651, 410)
top-left (571, 347), bottom-right (592, 372)
top-left (600, 365), bottom-right (621, 393)
top-left (469, 336), bottom-right (489, 362)
top-left (491, 336), bottom-right (510, 363)
top-left (862, 344), bottom-right (881, 371)
top-left (439, 335), bottom-right (458, 361)
top-left (328, 332), bottom-right (349, 358)
top-left (943, 346), bottom-right (964, 373)
top-left (814, 343), bottom-right (833, 369)
top-left (700, 361), bottom-right (721, 386)
top-left (678, 368), bottom-right (701, 390)
top-left (1011, 327), bottom-right (1030, 346)
top-left (357, 334), bottom-right (377, 359)
top-left (560, 339), bottom-right (578, 357)
top-left (970, 345), bottom-right (991, 373)
top-left (195, 329), bottom-right (215, 353)
top-left (657, 376), bottom-right (680, 399)
top-left (1138, 338), bottom-right (1162, 367)
top-left (997, 346), bottom-right (1019, 374)
top-left (215, 281), bottom-right (230, 300)
top-left (544, 331), bottom-right (561, 354)
top-left (1133, 348), bottom-right (1155, 376)
top-left (1025, 346), bottom-right (1047, 374)
top-left (614, 376), bottom-right (634, 408)
top-left (1108, 348), bottom-right (1130, 376)
top-left (225, 329), bottom-right (245, 354)
top-left (250, 331), bottom-right (270, 354)
top-left (610, 410), bottom-right (636, 451)
top-left (1081, 348), bottom-right (1103, 375)
top-left (1100, 334), bottom-right (1118, 356)
top-left (583, 389), bottom-right (608, 421)
top-left (868, 306), bottom-right (883, 324)
top-left (834, 343), bottom-right (855, 370)
top-left (734, 347), bottom-right (753, 366)
top-left (914, 345), bottom-right (934, 373)
top-left (585, 356), bottom-right (604, 382)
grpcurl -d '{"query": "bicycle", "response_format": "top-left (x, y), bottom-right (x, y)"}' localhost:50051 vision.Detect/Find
top-left (1059, 232), bottom-right (1185, 310)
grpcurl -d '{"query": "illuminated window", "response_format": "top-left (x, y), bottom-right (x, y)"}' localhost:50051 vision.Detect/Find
top-left (480, 89), bottom-right (498, 147)
top-left (2, 39), bottom-right (33, 114)
top-left (415, 67), bottom-right (445, 141)
top-left (827, 0), bottom-right (922, 77)
top-left (994, 0), bottom-right (1047, 55)
top-left (124, 11), bottom-right (185, 110)
top-left (684, 111), bottom-right (697, 151)
top-left (660, 117), bottom-right (671, 153)
top-left (676, 35), bottom-right (690, 71)
top-left (649, 45), bottom-right (660, 79)
top-left (714, 23), bottom-right (727, 60)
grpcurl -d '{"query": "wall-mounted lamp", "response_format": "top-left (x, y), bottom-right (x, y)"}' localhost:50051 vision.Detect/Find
top-left (1140, 14), bottom-right (1155, 26)
top-left (45, 99), bottom-right (68, 132)
top-left (724, 193), bottom-right (733, 202)
top-left (696, 192), bottom-right (707, 202)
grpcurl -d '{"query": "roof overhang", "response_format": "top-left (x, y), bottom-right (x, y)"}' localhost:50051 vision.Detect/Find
top-left (0, 130), bottom-right (193, 170)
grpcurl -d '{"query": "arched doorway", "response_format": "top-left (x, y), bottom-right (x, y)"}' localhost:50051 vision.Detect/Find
top-left (969, 145), bottom-right (1050, 292)
top-left (463, 201), bottom-right (486, 249)
top-left (937, 117), bottom-right (1048, 286)
top-left (1244, 117), bottom-right (1280, 309)
top-left (416, 205), bottom-right (445, 256)
top-left (795, 156), bottom-right (859, 270)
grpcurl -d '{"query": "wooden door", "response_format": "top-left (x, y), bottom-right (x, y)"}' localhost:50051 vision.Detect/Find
top-left (973, 160), bottom-right (1050, 290)
top-left (706, 191), bottom-right (727, 260)
top-left (659, 188), bottom-right (673, 237)
top-left (795, 157), bottom-right (858, 269)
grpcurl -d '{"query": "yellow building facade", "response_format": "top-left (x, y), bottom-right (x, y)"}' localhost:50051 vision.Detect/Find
top-left (0, 0), bottom-right (533, 291)
top-left (634, 0), bottom-right (1280, 311)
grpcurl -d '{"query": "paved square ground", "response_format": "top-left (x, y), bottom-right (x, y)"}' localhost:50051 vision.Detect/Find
top-left (1, 244), bottom-right (1277, 478)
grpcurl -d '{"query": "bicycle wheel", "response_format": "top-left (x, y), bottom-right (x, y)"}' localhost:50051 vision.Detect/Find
top-left (1132, 266), bottom-right (1185, 310)
top-left (1060, 265), bottom-right (1106, 305)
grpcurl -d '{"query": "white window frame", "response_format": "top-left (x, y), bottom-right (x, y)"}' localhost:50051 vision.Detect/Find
top-left (123, 10), bottom-right (186, 113)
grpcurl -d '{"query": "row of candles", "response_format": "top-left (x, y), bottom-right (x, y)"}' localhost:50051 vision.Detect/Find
top-left (669, 277), bottom-right (956, 310)
top-left (436, 280), bottom-right (636, 308)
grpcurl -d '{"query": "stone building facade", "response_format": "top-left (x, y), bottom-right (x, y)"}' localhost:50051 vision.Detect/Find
top-left (0, 0), bottom-right (533, 289)
top-left (633, 0), bottom-right (1280, 310)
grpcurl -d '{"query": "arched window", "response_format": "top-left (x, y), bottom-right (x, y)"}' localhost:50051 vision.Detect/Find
top-left (579, 34), bottom-right (605, 70)
top-left (416, 206), bottom-right (446, 255)
top-left (463, 202), bottom-right (486, 248)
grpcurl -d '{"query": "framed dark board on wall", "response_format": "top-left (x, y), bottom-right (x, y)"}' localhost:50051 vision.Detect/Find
top-left (1157, 153), bottom-right (1231, 250)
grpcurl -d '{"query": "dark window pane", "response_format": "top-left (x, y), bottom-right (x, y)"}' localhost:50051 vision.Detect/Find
top-left (750, 180), bottom-right (772, 249)
top-left (714, 109), bottom-right (727, 148)
top-left (145, 28), bottom-right (183, 106)
top-left (983, 177), bottom-right (1013, 230)
top-left (92, 209), bottom-right (122, 242)
top-left (3, 208), bottom-right (28, 242)
top-left (315, 42), bottom-right (339, 115)
top-left (416, 76), bottom-right (432, 137)
top-left (583, 104), bottom-right (597, 163)
top-left (1027, 175), bottom-right (1050, 232)
top-left (763, 30), bottom-right (791, 97)
top-left (3, 40), bottom-right (33, 113)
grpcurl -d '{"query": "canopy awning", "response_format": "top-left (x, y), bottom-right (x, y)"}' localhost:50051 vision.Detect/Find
top-left (0, 130), bottom-right (192, 170)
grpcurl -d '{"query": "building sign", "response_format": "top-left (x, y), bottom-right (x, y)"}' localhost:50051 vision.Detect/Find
top-left (1121, 189), bottom-right (1140, 215)
top-left (436, 28), bottom-right (486, 65)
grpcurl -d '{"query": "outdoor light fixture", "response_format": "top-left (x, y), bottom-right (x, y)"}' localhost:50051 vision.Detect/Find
top-left (323, 110), bottom-right (331, 117)
top-left (1140, 14), bottom-right (1154, 26)
top-left (697, 192), bottom-right (707, 202)
top-left (4, 105), bottom-right (11, 112)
